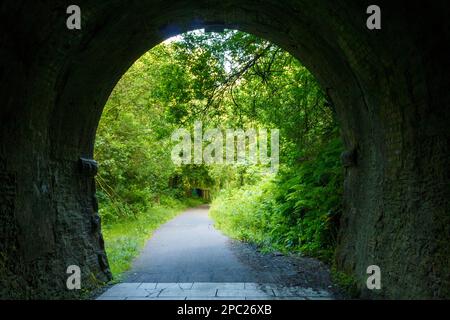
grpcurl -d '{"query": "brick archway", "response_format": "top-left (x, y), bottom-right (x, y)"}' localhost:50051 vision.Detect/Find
top-left (0, 0), bottom-right (449, 298)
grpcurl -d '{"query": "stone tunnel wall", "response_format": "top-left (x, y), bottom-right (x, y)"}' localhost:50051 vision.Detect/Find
top-left (0, 0), bottom-right (449, 298)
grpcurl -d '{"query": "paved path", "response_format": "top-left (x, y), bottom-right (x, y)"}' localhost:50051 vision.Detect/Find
top-left (124, 205), bottom-right (257, 283)
top-left (97, 205), bottom-right (334, 300)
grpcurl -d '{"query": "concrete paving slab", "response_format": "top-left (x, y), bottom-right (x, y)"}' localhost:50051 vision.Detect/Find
top-left (192, 282), bottom-right (245, 290)
top-left (158, 288), bottom-right (217, 297)
top-left (156, 282), bottom-right (194, 290)
top-left (217, 289), bottom-right (273, 297)
top-left (138, 283), bottom-right (158, 290)
top-left (98, 282), bottom-right (334, 300)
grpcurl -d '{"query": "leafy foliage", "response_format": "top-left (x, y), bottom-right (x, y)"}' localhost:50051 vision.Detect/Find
top-left (210, 135), bottom-right (343, 262)
top-left (95, 29), bottom-right (344, 276)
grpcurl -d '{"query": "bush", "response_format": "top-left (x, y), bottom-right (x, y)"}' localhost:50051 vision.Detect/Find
top-left (210, 137), bottom-right (343, 263)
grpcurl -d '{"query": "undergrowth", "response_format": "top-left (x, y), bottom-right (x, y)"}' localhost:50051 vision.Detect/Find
top-left (210, 137), bottom-right (343, 264)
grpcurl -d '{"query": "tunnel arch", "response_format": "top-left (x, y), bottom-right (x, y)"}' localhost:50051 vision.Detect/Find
top-left (0, 0), bottom-right (449, 299)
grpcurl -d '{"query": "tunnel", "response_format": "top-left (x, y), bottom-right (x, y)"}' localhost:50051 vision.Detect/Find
top-left (0, 0), bottom-right (449, 299)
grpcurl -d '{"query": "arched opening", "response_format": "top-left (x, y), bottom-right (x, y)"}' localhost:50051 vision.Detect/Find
top-left (0, 1), bottom-right (448, 299)
top-left (94, 29), bottom-right (343, 300)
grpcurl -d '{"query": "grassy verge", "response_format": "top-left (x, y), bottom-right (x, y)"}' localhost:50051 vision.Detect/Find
top-left (102, 197), bottom-right (203, 281)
